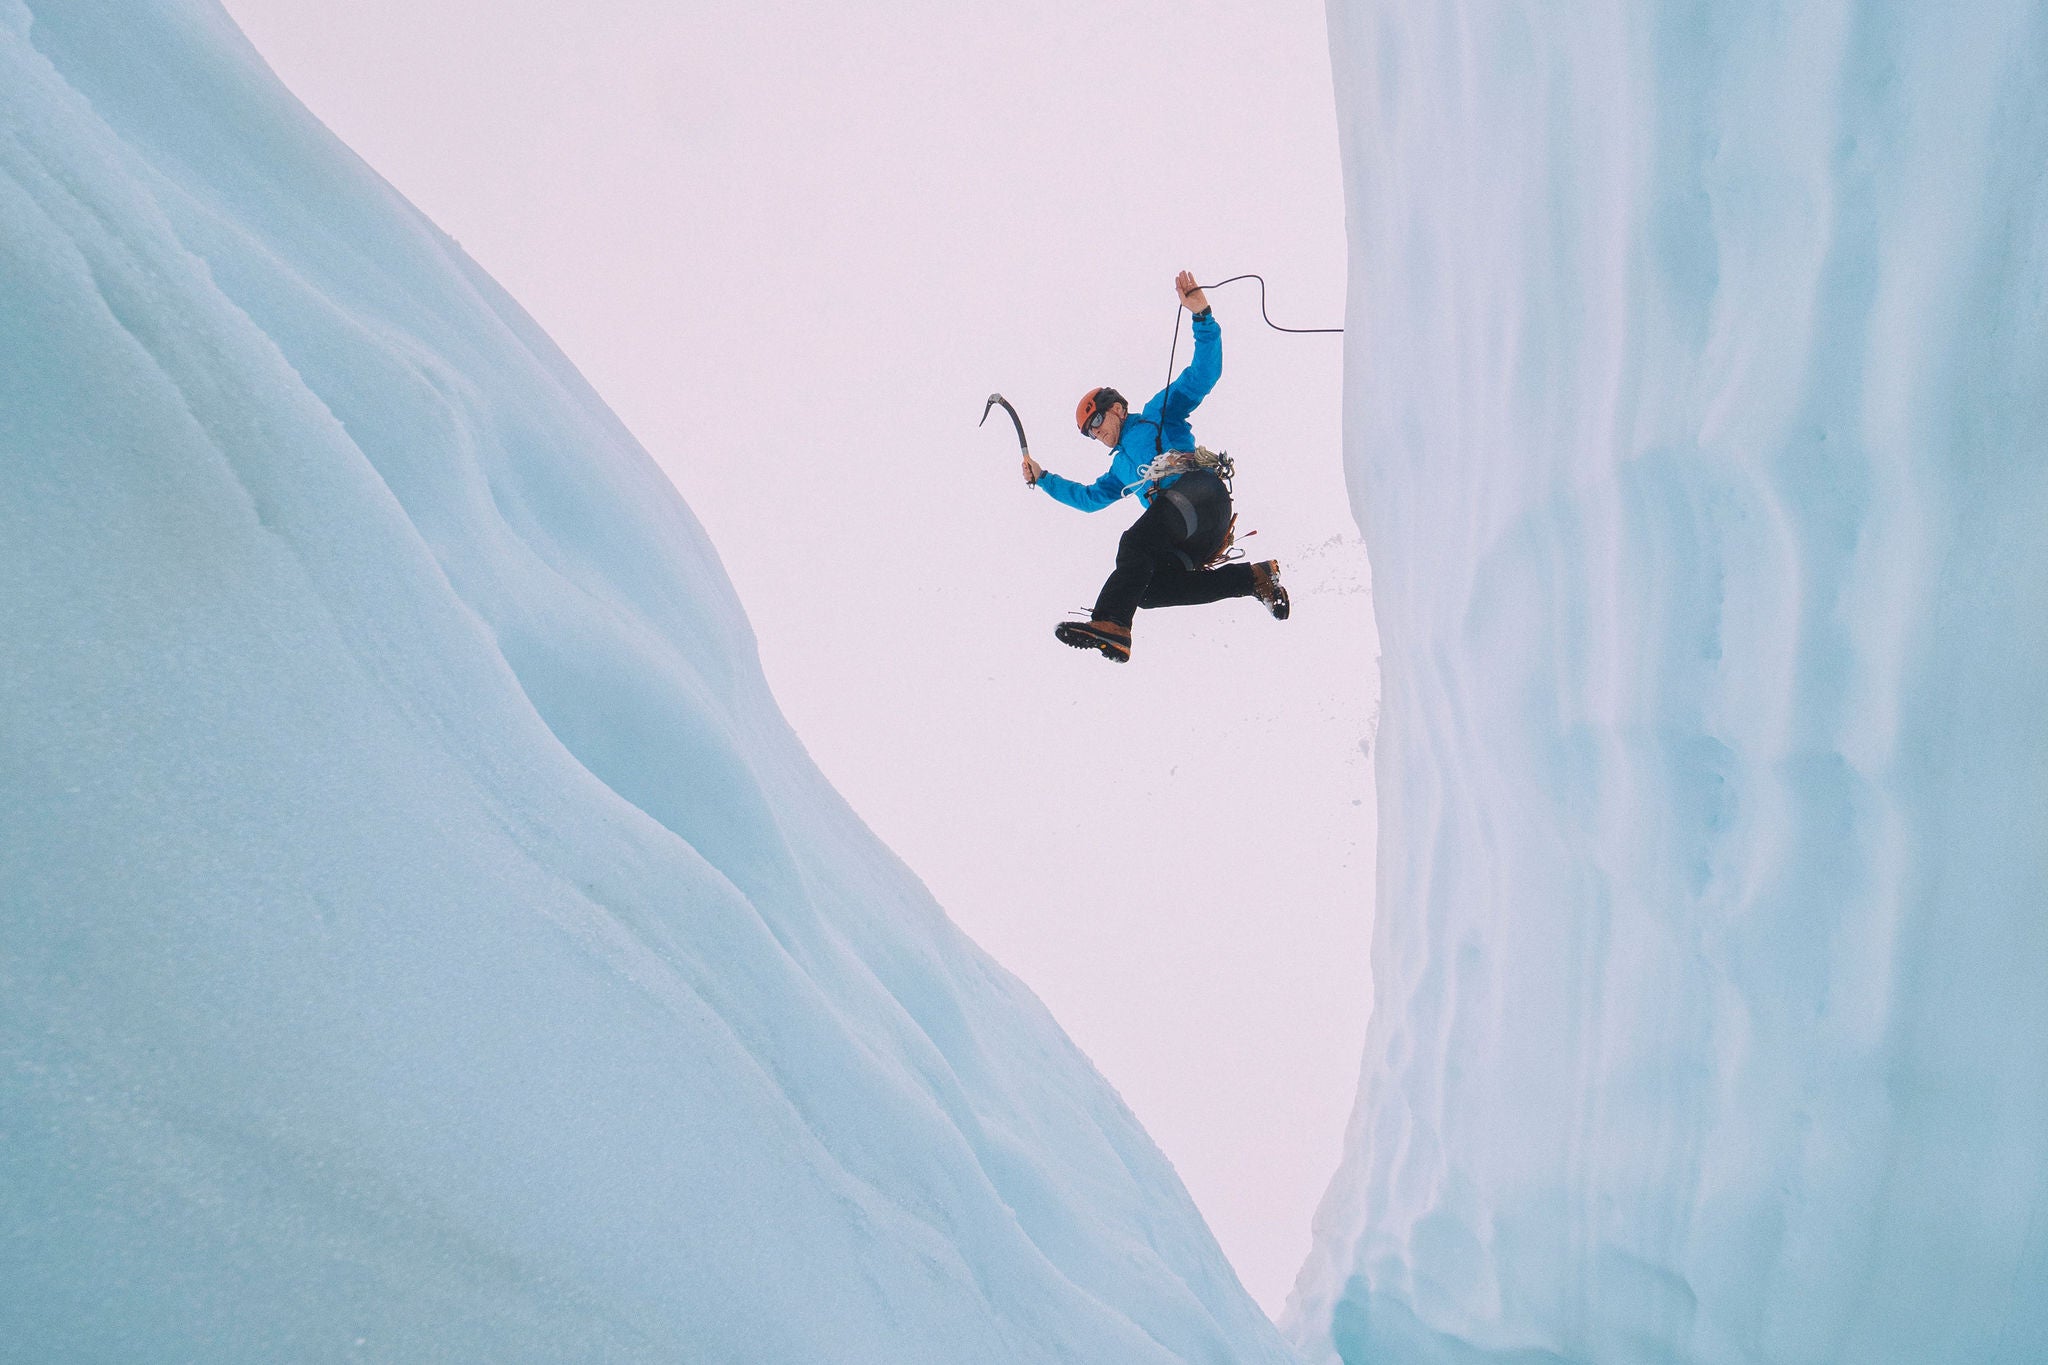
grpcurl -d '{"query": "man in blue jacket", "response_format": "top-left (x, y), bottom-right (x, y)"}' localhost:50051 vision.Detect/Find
top-left (1024, 271), bottom-right (1289, 663)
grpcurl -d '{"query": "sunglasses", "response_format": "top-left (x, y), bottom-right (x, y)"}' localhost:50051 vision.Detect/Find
top-left (1083, 408), bottom-right (1109, 437)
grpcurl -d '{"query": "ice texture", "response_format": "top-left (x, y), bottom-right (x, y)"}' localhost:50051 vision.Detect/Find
top-left (0, 3), bottom-right (1298, 1360)
top-left (1291, 2), bottom-right (2048, 1362)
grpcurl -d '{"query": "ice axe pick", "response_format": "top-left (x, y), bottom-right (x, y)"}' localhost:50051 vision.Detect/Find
top-left (979, 393), bottom-right (1030, 462)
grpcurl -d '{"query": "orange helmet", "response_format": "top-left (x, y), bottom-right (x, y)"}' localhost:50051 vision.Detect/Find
top-left (1075, 386), bottom-right (1127, 436)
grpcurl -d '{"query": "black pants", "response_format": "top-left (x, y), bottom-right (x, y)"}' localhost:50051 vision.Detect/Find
top-left (1093, 470), bottom-right (1257, 628)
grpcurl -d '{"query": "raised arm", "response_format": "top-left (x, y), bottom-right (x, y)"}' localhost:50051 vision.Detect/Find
top-left (1162, 270), bottom-right (1222, 418)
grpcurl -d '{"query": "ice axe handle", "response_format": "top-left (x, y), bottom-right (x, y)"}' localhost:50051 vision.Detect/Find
top-left (980, 393), bottom-right (1029, 458)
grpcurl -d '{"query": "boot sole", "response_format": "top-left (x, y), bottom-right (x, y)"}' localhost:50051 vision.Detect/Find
top-left (1054, 622), bottom-right (1131, 662)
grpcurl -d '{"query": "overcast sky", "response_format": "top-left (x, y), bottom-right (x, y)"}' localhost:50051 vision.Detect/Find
top-left (218, 0), bottom-right (1378, 1314)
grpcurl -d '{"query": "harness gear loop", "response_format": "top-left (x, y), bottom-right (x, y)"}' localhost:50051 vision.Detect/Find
top-left (1205, 514), bottom-right (1244, 568)
top-left (1139, 448), bottom-right (1246, 569)
top-left (1129, 445), bottom-right (1234, 499)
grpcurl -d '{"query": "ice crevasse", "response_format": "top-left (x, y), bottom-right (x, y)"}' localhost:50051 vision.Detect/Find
top-left (1291, 3), bottom-right (2048, 1363)
top-left (0, 1), bottom-right (1298, 1360)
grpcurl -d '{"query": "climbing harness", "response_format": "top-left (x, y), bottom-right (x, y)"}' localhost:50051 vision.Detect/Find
top-left (1134, 445), bottom-right (1235, 493)
top-left (1125, 446), bottom-right (1243, 566)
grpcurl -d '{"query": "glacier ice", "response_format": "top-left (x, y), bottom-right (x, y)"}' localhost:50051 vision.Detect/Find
top-left (0, 2), bottom-right (1298, 1360)
top-left (1292, 3), bottom-right (2048, 1363)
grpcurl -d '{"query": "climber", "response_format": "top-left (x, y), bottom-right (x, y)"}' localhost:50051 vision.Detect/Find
top-left (1023, 270), bottom-right (1289, 663)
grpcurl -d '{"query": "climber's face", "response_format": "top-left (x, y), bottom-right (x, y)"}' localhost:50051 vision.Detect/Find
top-left (1090, 402), bottom-right (1125, 447)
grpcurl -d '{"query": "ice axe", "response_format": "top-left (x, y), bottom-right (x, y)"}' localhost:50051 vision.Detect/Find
top-left (979, 393), bottom-right (1030, 462)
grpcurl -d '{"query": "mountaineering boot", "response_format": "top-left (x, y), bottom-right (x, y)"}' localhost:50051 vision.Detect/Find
top-left (1054, 618), bottom-right (1132, 663)
top-left (1250, 560), bottom-right (1291, 620)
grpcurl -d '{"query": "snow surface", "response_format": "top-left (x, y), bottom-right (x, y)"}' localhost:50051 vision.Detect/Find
top-left (1292, 3), bottom-right (2048, 1362)
top-left (0, 2), bottom-right (1299, 1360)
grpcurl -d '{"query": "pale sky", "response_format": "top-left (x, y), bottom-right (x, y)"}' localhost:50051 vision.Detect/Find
top-left (218, 0), bottom-right (1378, 1315)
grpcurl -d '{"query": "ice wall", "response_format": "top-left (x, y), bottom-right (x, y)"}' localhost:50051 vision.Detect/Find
top-left (1293, 3), bottom-right (2048, 1362)
top-left (0, 2), bottom-right (1298, 1360)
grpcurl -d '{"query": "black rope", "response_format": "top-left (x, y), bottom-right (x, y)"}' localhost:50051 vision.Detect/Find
top-left (985, 273), bottom-right (1339, 465)
top-left (1163, 273), bottom-right (1343, 434)
top-left (1199, 273), bottom-right (1345, 335)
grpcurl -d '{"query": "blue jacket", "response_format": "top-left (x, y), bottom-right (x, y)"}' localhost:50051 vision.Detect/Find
top-left (1038, 310), bottom-right (1221, 511)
